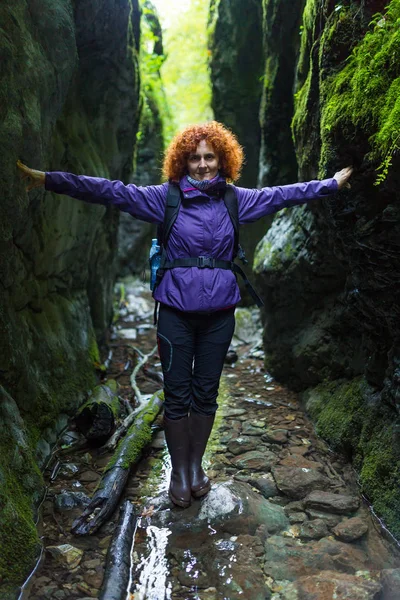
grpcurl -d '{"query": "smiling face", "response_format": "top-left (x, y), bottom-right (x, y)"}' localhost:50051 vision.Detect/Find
top-left (186, 139), bottom-right (220, 181)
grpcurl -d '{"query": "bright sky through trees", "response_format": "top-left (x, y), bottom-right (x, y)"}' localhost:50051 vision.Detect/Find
top-left (150, 0), bottom-right (213, 140)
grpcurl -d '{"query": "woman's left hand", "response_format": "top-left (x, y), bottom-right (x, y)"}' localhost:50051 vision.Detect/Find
top-left (333, 166), bottom-right (353, 190)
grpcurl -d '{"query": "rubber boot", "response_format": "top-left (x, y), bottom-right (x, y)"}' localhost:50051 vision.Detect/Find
top-left (189, 412), bottom-right (215, 498)
top-left (163, 415), bottom-right (191, 508)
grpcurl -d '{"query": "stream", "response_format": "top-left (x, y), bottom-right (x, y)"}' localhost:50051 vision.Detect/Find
top-left (21, 278), bottom-right (400, 600)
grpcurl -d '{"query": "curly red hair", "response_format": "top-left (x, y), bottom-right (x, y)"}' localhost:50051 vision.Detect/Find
top-left (162, 121), bottom-right (244, 182)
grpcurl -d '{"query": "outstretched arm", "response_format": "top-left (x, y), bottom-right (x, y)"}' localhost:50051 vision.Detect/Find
top-left (17, 161), bottom-right (166, 224)
top-left (237, 167), bottom-right (353, 224)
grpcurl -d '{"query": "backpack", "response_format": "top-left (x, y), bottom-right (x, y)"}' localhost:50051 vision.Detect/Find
top-left (151, 182), bottom-right (263, 321)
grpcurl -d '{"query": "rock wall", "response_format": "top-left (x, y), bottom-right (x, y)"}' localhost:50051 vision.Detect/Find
top-left (118, 1), bottom-right (166, 277)
top-left (258, 0), bottom-right (305, 187)
top-left (0, 0), bottom-right (141, 595)
top-left (254, 0), bottom-right (400, 535)
top-left (208, 0), bottom-right (270, 299)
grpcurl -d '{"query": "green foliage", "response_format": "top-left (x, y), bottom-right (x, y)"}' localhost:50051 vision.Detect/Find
top-left (158, 0), bottom-right (213, 142)
top-left (321, 0), bottom-right (400, 183)
top-left (138, 1), bottom-right (170, 148)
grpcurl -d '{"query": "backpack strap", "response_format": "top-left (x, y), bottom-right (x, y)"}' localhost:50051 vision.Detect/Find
top-left (161, 182), bottom-right (181, 247)
top-left (223, 184), bottom-right (248, 264)
top-left (223, 185), bottom-right (239, 258)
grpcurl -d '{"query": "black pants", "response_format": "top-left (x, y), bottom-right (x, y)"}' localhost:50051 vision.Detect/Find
top-left (157, 304), bottom-right (235, 419)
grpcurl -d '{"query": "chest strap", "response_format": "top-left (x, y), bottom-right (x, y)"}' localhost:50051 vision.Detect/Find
top-left (160, 257), bottom-right (264, 308)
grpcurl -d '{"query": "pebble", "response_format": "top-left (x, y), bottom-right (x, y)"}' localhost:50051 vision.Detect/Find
top-left (46, 544), bottom-right (83, 569)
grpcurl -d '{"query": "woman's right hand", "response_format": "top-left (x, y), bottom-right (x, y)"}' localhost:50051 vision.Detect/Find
top-left (17, 160), bottom-right (46, 191)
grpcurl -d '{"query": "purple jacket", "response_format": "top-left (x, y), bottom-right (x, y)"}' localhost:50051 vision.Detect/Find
top-left (45, 172), bottom-right (338, 312)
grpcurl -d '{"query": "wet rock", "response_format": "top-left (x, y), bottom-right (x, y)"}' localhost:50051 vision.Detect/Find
top-left (299, 518), bottom-right (329, 540)
top-left (305, 508), bottom-right (341, 527)
top-left (197, 481), bottom-right (288, 536)
top-left (46, 544), bottom-right (83, 569)
top-left (39, 585), bottom-right (60, 598)
top-left (241, 422), bottom-right (265, 436)
top-left (272, 466), bottom-right (328, 499)
top-left (279, 570), bottom-right (381, 599)
top-left (288, 511), bottom-right (307, 524)
top-left (381, 569), bottom-right (400, 600)
top-left (263, 535), bottom-right (368, 581)
top-left (290, 445), bottom-right (311, 456)
top-left (59, 463), bottom-right (79, 478)
top-left (231, 450), bottom-right (277, 471)
top-left (83, 567), bottom-right (104, 589)
top-left (55, 491), bottom-right (91, 512)
top-left (304, 491), bottom-right (360, 514)
top-left (228, 436), bottom-right (259, 455)
top-left (248, 475), bottom-right (279, 499)
top-left (333, 517), bottom-right (369, 542)
top-left (79, 470), bottom-right (100, 483)
top-left (151, 431), bottom-right (165, 449)
top-left (222, 408), bottom-right (247, 417)
top-left (262, 429), bottom-right (289, 444)
top-left (278, 454), bottom-right (323, 471)
top-left (284, 500), bottom-right (304, 513)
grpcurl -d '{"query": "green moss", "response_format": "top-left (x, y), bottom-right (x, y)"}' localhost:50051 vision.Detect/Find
top-left (0, 411), bottom-right (42, 591)
top-left (105, 390), bottom-right (164, 472)
top-left (306, 377), bottom-right (365, 453)
top-left (320, 0), bottom-right (400, 182)
top-left (304, 377), bottom-right (400, 536)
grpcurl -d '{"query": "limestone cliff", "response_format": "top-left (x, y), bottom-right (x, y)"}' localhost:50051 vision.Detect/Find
top-left (0, 0), bottom-right (141, 594)
top-left (254, 0), bottom-right (400, 535)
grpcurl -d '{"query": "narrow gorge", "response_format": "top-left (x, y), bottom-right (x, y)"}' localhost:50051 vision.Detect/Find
top-left (0, 0), bottom-right (399, 598)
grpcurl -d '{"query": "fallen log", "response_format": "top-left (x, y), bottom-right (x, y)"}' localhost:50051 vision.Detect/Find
top-left (99, 500), bottom-right (137, 600)
top-left (75, 380), bottom-right (120, 443)
top-left (71, 389), bottom-right (163, 535)
top-left (101, 345), bottom-right (158, 453)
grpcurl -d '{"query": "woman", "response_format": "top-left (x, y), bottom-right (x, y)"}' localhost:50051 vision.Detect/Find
top-left (18, 121), bottom-right (352, 508)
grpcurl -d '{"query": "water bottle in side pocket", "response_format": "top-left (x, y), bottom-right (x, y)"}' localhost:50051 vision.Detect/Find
top-left (149, 238), bottom-right (161, 291)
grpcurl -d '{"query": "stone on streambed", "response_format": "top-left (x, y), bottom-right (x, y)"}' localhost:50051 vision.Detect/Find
top-left (55, 491), bottom-right (91, 512)
top-left (333, 517), bottom-right (369, 542)
top-left (197, 481), bottom-right (289, 536)
top-left (248, 474), bottom-right (279, 499)
top-left (381, 569), bottom-right (400, 600)
top-left (262, 429), bottom-right (289, 444)
top-left (228, 436), bottom-right (259, 455)
top-left (304, 491), bottom-right (360, 514)
top-left (278, 570), bottom-right (381, 599)
top-left (305, 509), bottom-right (342, 527)
top-left (231, 450), bottom-right (277, 471)
top-left (241, 422), bottom-right (266, 436)
top-left (46, 544), bottom-right (83, 569)
top-left (272, 466), bottom-right (328, 499)
top-left (299, 518), bottom-right (329, 540)
top-left (263, 535), bottom-right (369, 581)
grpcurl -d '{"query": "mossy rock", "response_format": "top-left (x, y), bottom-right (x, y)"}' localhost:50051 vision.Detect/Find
top-left (303, 377), bottom-right (400, 536)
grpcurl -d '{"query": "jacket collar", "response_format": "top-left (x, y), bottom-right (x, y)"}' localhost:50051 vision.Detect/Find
top-left (179, 174), bottom-right (227, 196)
